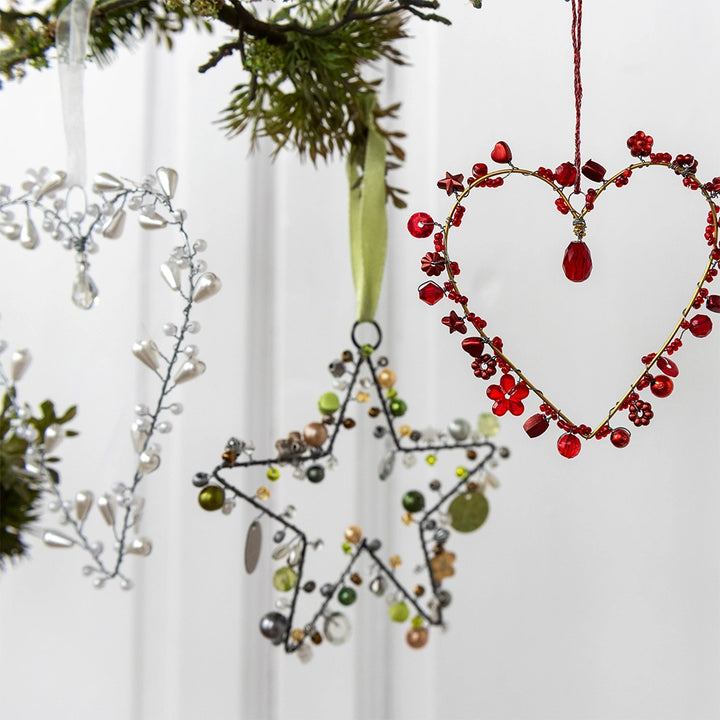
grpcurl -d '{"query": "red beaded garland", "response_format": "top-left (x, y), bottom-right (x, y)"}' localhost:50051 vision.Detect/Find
top-left (414, 132), bottom-right (720, 453)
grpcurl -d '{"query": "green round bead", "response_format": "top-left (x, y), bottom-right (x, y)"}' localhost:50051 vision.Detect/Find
top-left (388, 601), bottom-right (410, 623)
top-left (389, 399), bottom-right (407, 417)
top-left (306, 464), bottom-right (325, 483)
top-left (273, 566), bottom-right (298, 592)
top-left (337, 587), bottom-right (357, 606)
top-left (448, 491), bottom-right (489, 533)
top-left (266, 466), bottom-right (280, 481)
top-left (411, 615), bottom-right (424, 629)
top-left (360, 343), bottom-right (373, 357)
top-left (318, 392), bottom-right (340, 415)
top-left (198, 485), bottom-right (225, 511)
top-left (477, 412), bottom-right (500, 437)
top-left (402, 490), bottom-right (425, 513)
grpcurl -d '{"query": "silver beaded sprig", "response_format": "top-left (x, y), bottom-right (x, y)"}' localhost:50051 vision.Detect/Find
top-left (0, 168), bottom-right (221, 587)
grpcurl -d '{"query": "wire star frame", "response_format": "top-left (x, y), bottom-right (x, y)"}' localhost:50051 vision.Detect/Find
top-left (192, 321), bottom-right (509, 657)
top-left (0, 168), bottom-right (220, 585)
top-left (410, 132), bottom-right (720, 458)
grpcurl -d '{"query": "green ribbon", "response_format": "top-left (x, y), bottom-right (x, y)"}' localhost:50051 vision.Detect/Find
top-left (347, 95), bottom-right (387, 323)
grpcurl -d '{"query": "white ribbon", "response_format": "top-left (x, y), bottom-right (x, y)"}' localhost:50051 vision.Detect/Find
top-left (56, 0), bottom-right (94, 186)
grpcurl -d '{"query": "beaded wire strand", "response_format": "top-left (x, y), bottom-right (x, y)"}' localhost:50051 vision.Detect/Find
top-left (0, 168), bottom-right (220, 586)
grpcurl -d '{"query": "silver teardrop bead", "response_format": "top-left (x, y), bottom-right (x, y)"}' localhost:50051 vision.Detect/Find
top-left (92, 172), bottom-right (124, 193)
top-left (20, 218), bottom-right (39, 249)
top-left (74, 490), bottom-right (94, 521)
top-left (156, 167), bottom-right (178, 199)
top-left (42, 529), bottom-right (75, 548)
top-left (102, 208), bottom-right (126, 239)
top-left (126, 537), bottom-right (152, 556)
top-left (97, 494), bottom-right (115, 526)
top-left (193, 272), bottom-right (222, 302)
top-left (71, 271), bottom-right (98, 309)
top-left (132, 340), bottom-right (160, 371)
top-left (160, 261), bottom-right (181, 291)
top-left (9, 349), bottom-right (31, 382)
top-left (174, 358), bottom-right (205, 384)
top-left (139, 212), bottom-right (167, 230)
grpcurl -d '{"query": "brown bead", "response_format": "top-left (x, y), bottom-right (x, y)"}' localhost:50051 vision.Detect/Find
top-left (466, 481), bottom-right (479, 492)
top-left (350, 573), bottom-right (362, 585)
top-left (222, 449), bottom-right (238, 466)
top-left (406, 627), bottom-right (429, 649)
top-left (311, 632), bottom-right (323, 645)
top-left (377, 368), bottom-right (397, 388)
top-left (303, 422), bottom-right (328, 447)
top-left (368, 407), bottom-right (381, 417)
top-left (466, 449), bottom-right (477, 460)
top-left (413, 584), bottom-right (425, 597)
top-left (345, 525), bottom-right (362, 544)
top-left (343, 418), bottom-right (356, 429)
top-left (341, 350), bottom-right (353, 363)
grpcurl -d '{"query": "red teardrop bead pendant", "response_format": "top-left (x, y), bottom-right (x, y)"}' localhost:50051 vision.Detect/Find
top-left (562, 240), bottom-right (592, 282)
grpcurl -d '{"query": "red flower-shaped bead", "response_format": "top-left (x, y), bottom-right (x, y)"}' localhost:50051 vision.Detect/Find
top-left (486, 373), bottom-right (529, 416)
top-left (421, 252), bottom-right (445, 277)
top-left (471, 354), bottom-right (497, 380)
top-left (627, 131), bottom-right (654, 158)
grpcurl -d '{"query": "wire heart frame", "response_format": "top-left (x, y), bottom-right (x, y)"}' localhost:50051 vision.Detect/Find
top-left (0, 167), bottom-right (221, 585)
top-left (411, 133), bottom-right (720, 457)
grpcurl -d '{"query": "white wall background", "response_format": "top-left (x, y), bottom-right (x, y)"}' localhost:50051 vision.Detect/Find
top-left (2, 1), bottom-right (720, 718)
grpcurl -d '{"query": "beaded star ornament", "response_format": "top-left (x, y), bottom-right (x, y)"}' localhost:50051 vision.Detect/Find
top-left (190, 94), bottom-right (511, 659)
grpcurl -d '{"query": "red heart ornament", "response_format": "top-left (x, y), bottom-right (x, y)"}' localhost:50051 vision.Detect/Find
top-left (410, 134), bottom-right (720, 457)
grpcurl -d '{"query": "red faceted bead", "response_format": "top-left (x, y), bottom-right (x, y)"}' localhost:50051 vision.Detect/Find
top-left (557, 433), bottom-right (581, 458)
top-left (523, 413), bottom-right (549, 438)
top-left (689, 314), bottom-right (713, 338)
top-left (656, 356), bottom-right (679, 377)
top-left (418, 282), bottom-right (444, 306)
top-left (650, 375), bottom-right (674, 398)
top-left (706, 295), bottom-right (720, 313)
top-left (562, 241), bottom-right (593, 282)
top-left (461, 336), bottom-right (485, 358)
top-left (554, 162), bottom-right (577, 187)
top-left (472, 163), bottom-right (488, 178)
top-left (581, 159), bottom-right (606, 183)
top-left (407, 212), bottom-right (435, 238)
top-left (610, 427), bottom-right (631, 448)
top-left (490, 141), bottom-right (512, 164)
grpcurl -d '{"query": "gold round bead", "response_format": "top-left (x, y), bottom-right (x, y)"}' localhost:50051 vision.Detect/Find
top-left (344, 525), bottom-right (362, 544)
top-left (377, 368), bottom-right (397, 388)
